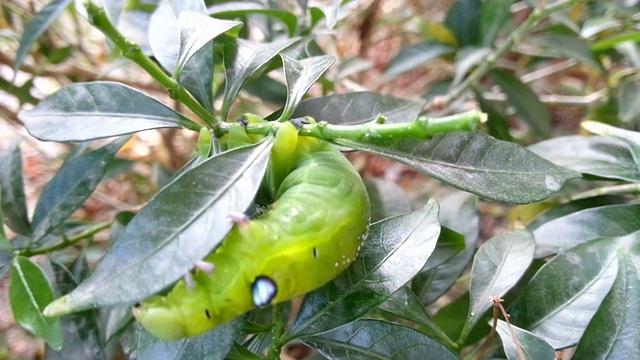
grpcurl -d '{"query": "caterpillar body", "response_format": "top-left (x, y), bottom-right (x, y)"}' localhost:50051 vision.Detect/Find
top-left (133, 119), bottom-right (370, 340)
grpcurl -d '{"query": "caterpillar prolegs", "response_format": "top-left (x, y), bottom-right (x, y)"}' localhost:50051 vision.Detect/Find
top-left (133, 119), bottom-right (371, 340)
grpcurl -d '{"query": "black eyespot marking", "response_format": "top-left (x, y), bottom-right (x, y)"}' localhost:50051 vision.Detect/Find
top-left (252, 276), bottom-right (277, 307)
top-left (237, 117), bottom-right (249, 126)
top-left (205, 309), bottom-right (211, 319)
top-left (312, 247), bottom-right (318, 259)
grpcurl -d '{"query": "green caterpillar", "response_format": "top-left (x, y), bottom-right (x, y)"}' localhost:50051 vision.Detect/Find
top-left (133, 118), bottom-right (370, 340)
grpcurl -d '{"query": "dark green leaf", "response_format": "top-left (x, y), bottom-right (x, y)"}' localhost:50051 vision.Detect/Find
top-left (572, 251), bottom-right (640, 360)
top-left (335, 132), bottom-right (579, 204)
top-left (422, 226), bottom-right (466, 271)
top-left (581, 121), bottom-right (640, 167)
top-left (31, 138), bottom-right (128, 241)
top-left (489, 69), bottom-right (552, 137)
top-left (433, 293), bottom-right (491, 346)
top-left (147, 0), bottom-right (207, 72)
top-left (273, 92), bottom-right (426, 125)
top-left (278, 54), bottom-right (335, 122)
top-left (179, 42), bottom-right (215, 112)
top-left (379, 287), bottom-right (455, 347)
top-left (225, 343), bottom-right (264, 360)
top-left (208, 3), bottom-right (298, 36)
top-left (528, 195), bottom-right (630, 231)
top-left (0, 139), bottom-right (30, 235)
top-left (495, 320), bottom-right (555, 360)
top-left (480, 0), bottom-right (513, 46)
top-left (509, 234), bottom-right (638, 348)
top-left (531, 34), bottom-right (604, 71)
top-left (0, 250), bottom-right (13, 280)
top-left (135, 318), bottom-right (242, 360)
top-left (465, 230), bottom-right (534, 334)
top-left (12, 0), bottom-right (73, 76)
top-left (174, 11), bottom-right (241, 79)
top-left (529, 135), bottom-right (640, 182)
top-left (383, 41), bottom-right (455, 78)
top-left (618, 79), bottom-right (640, 124)
top-left (221, 38), bottom-right (297, 119)
top-left (9, 256), bottom-right (63, 350)
top-left (475, 89), bottom-right (512, 141)
top-left (363, 177), bottom-right (412, 223)
top-left (531, 204), bottom-right (640, 258)
top-left (414, 192), bottom-right (477, 305)
top-left (44, 139), bottom-right (273, 315)
top-left (46, 262), bottom-right (105, 360)
top-left (19, 82), bottom-right (199, 142)
top-left (287, 200), bottom-right (441, 338)
top-left (303, 319), bottom-right (460, 359)
top-left (453, 47), bottom-right (491, 86)
top-left (445, 0), bottom-right (482, 46)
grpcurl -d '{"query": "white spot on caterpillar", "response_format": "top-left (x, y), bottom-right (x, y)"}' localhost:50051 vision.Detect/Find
top-left (195, 261), bottom-right (214, 273)
top-left (227, 211), bottom-right (249, 226)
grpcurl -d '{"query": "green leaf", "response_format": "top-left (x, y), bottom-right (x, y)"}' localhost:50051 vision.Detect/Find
top-left (475, 89), bottom-right (512, 141)
top-left (572, 250), bottom-right (640, 360)
top-left (221, 38), bottom-right (297, 119)
top-left (287, 200), bottom-right (441, 339)
top-left (272, 92), bottom-right (426, 125)
top-left (489, 69), bottom-right (552, 137)
top-left (422, 226), bottom-right (466, 272)
top-left (508, 234), bottom-right (638, 349)
top-left (464, 230), bottom-right (534, 336)
top-left (277, 54), bottom-right (335, 122)
top-left (452, 46), bottom-right (491, 86)
top-left (363, 177), bottom-right (412, 223)
top-left (531, 204), bottom-right (640, 258)
top-left (413, 192), bottom-right (478, 305)
top-left (0, 139), bottom-right (31, 235)
top-left (582, 121), bottom-right (640, 168)
top-left (379, 287), bottom-right (455, 347)
top-left (383, 41), bottom-right (455, 78)
top-left (528, 195), bottom-right (629, 231)
top-left (208, 3), bottom-right (298, 37)
top-left (19, 82), bottom-right (199, 142)
top-left (0, 189), bottom-right (11, 250)
top-left (12, 0), bottom-right (73, 77)
top-left (179, 43), bottom-right (215, 112)
top-left (495, 320), bottom-right (556, 360)
top-left (174, 11), bottom-right (241, 79)
top-left (46, 262), bottom-right (105, 360)
top-left (618, 79), bottom-right (640, 124)
top-left (531, 34), bottom-right (604, 71)
top-left (135, 318), bottom-right (242, 360)
top-left (335, 131), bottom-right (579, 204)
top-left (31, 138), bottom-right (128, 241)
top-left (480, 0), bottom-right (513, 46)
top-left (9, 256), bottom-right (63, 350)
top-left (593, 31), bottom-right (640, 52)
top-left (225, 343), bottom-right (264, 360)
top-left (529, 135), bottom-right (640, 182)
top-left (303, 319), bottom-right (460, 359)
top-left (147, 0), bottom-right (207, 72)
top-left (445, 0), bottom-right (482, 47)
top-left (44, 139), bottom-right (273, 315)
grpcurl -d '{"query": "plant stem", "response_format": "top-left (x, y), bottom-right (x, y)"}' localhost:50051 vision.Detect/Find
top-left (267, 304), bottom-right (285, 359)
top-left (18, 221), bottom-right (113, 257)
top-left (83, 1), bottom-right (217, 127)
top-left (232, 109), bottom-right (485, 142)
top-left (433, 0), bottom-right (582, 110)
top-left (570, 183), bottom-right (640, 201)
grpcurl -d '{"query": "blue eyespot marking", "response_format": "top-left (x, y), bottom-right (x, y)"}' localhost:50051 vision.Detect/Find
top-left (252, 276), bottom-right (277, 307)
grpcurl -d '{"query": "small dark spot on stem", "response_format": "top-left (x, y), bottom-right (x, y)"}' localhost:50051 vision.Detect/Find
top-left (312, 247), bottom-right (318, 259)
top-left (205, 309), bottom-right (211, 319)
top-left (134, 303), bottom-right (141, 308)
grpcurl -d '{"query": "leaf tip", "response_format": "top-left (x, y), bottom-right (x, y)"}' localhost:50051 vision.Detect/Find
top-left (43, 295), bottom-right (73, 317)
